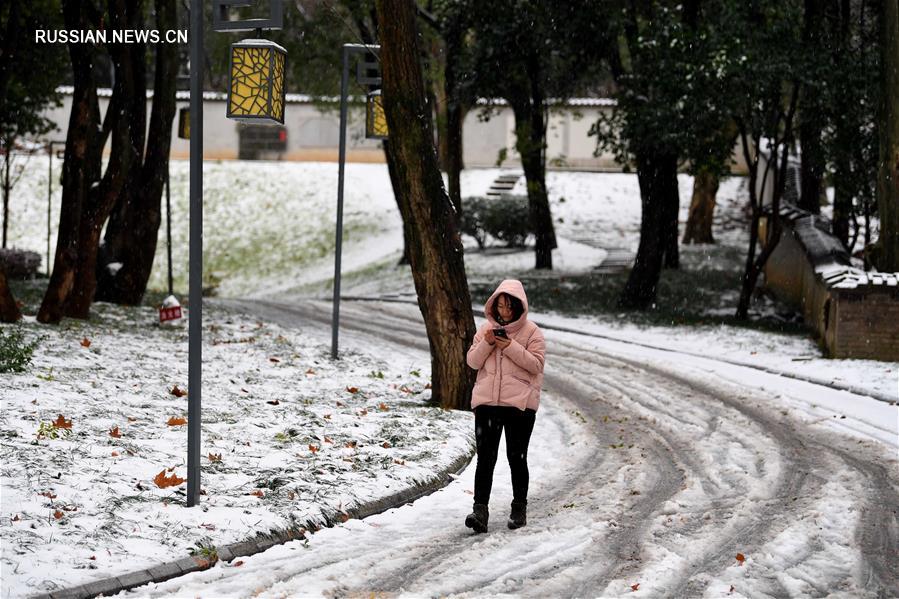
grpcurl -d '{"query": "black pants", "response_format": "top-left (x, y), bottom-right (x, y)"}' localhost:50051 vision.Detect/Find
top-left (473, 405), bottom-right (537, 505)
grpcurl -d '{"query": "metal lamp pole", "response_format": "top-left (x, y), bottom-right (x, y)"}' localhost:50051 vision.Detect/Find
top-left (187, 0), bottom-right (204, 508)
top-left (331, 43), bottom-right (380, 360)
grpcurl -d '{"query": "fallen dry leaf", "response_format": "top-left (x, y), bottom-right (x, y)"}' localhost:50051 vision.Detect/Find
top-left (345, 441), bottom-right (357, 449)
top-left (111, 451), bottom-right (119, 457)
top-left (250, 490), bottom-right (264, 498)
top-left (267, 400), bottom-right (280, 406)
top-left (324, 436), bottom-right (333, 444)
top-left (631, 583), bottom-right (640, 591)
top-left (736, 553), bottom-right (746, 565)
top-left (109, 426), bottom-right (121, 438)
top-left (308, 444), bottom-right (319, 454)
top-left (80, 337), bottom-right (91, 348)
top-left (269, 357), bottom-right (280, 363)
top-left (40, 491), bottom-right (57, 499)
top-left (167, 416), bottom-right (187, 426)
top-left (12, 514), bottom-right (20, 521)
top-left (335, 400), bottom-right (344, 407)
top-left (729, 586), bottom-right (735, 594)
top-left (208, 453), bottom-right (222, 463)
top-left (153, 469), bottom-right (186, 488)
top-left (232, 560), bottom-right (244, 567)
top-left (170, 385), bottom-right (187, 398)
top-left (306, 368), bottom-right (316, 375)
top-left (382, 441), bottom-right (391, 449)
top-left (378, 402), bottom-right (389, 411)
top-left (53, 510), bottom-right (64, 519)
top-left (323, 413), bottom-right (331, 420)
top-left (52, 414), bottom-right (72, 429)
top-left (346, 386), bottom-right (359, 394)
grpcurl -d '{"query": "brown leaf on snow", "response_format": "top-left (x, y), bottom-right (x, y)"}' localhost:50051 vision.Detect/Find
top-left (250, 490), bottom-right (264, 498)
top-left (127, 417), bottom-right (137, 422)
top-left (53, 510), bottom-right (64, 519)
top-left (80, 337), bottom-right (91, 348)
top-left (308, 445), bottom-right (319, 454)
top-left (153, 469), bottom-right (186, 488)
top-left (345, 441), bottom-right (357, 449)
top-left (40, 491), bottom-right (57, 499)
top-left (167, 416), bottom-right (187, 426)
top-left (378, 402), bottom-right (389, 411)
top-left (357, 408), bottom-right (368, 417)
top-left (324, 436), bottom-right (333, 444)
top-left (306, 368), bottom-right (316, 375)
top-left (52, 414), bottom-right (72, 429)
top-left (345, 386), bottom-right (359, 394)
top-left (335, 400), bottom-right (344, 407)
top-left (267, 400), bottom-right (280, 405)
top-left (269, 357), bottom-right (281, 363)
top-left (232, 560), bottom-right (244, 567)
top-left (381, 441), bottom-right (391, 449)
top-left (170, 385), bottom-right (187, 398)
top-left (323, 413), bottom-right (331, 420)
top-left (288, 491), bottom-right (296, 500)
top-left (12, 514), bottom-right (20, 521)
top-left (109, 426), bottom-right (122, 438)
top-left (208, 453), bottom-right (222, 463)
top-left (729, 586), bottom-right (735, 594)
top-left (111, 451), bottom-right (119, 457)
top-left (736, 553), bottom-right (746, 565)
top-left (631, 583), bottom-right (640, 591)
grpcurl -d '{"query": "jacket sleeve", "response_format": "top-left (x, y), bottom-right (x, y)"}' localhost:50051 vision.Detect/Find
top-left (503, 326), bottom-right (545, 375)
top-left (466, 325), bottom-right (495, 369)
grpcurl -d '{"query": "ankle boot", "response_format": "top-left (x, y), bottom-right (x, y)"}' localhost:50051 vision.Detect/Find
top-left (465, 503), bottom-right (489, 533)
top-left (507, 500), bottom-right (527, 529)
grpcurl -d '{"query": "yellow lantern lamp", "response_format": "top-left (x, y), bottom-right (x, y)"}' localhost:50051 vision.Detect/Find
top-left (365, 89), bottom-right (388, 139)
top-left (227, 39), bottom-right (287, 125)
top-left (178, 107), bottom-right (190, 139)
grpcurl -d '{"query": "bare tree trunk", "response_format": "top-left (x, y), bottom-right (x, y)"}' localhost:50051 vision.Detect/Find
top-left (443, 14), bottom-right (465, 217)
top-left (662, 174), bottom-right (680, 269)
top-left (2, 139), bottom-right (9, 249)
top-left (96, 0), bottom-right (178, 304)
top-left (375, 0), bottom-right (476, 410)
top-left (383, 139), bottom-right (411, 266)
top-left (38, 0), bottom-right (134, 323)
top-left (874, 0), bottom-right (899, 271)
top-left (620, 148), bottom-right (679, 309)
top-left (683, 169), bottom-right (719, 244)
top-left (511, 88), bottom-right (556, 270)
top-left (798, 0), bottom-right (826, 214)
top-left (0, 269), bottom-right (20, 322)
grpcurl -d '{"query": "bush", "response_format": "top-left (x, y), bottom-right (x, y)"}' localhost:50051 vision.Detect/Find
top-left (0, 327), bottom-right (40, 373)
top-left (460, 195), bottom-right (532, 248)
top-left (0, 248), bottom-right (41, 279)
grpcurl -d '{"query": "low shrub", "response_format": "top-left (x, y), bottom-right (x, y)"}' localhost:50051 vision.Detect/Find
top-left (460, 195), bottom-right (531, 248)
top-left (0, 327), bottom-right (40, 373)
top-left (0, 248), bottom-right (41, 279)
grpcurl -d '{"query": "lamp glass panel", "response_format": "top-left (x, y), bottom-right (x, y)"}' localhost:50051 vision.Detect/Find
top-left (366, 92), bottom-right (388, 139)
top-left (227, 41), bottom-right (286, 124)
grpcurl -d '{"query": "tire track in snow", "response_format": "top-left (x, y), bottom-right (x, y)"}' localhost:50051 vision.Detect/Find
top-left (220, 298), bottom-right (897, 597)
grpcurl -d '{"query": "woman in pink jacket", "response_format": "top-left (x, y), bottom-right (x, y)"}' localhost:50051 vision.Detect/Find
top-left (464, 279), bottom-right (546, 533)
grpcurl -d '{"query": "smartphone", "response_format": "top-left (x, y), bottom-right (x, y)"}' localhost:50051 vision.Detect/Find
top-left (493, 328), bottom-right (508, 338)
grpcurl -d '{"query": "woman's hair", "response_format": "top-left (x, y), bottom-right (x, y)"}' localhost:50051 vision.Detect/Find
top-left (491, 292), bottom-right (524, 324)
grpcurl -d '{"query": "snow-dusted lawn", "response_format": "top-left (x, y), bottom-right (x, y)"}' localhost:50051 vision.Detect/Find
top-left (0, 302), bottom-right (471, 597)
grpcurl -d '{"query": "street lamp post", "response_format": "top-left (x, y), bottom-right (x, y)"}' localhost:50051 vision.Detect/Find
top-left (331, 44), bottom-right (382, 360)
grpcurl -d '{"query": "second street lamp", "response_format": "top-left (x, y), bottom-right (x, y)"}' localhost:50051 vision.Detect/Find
top-left (365, 89), bottom-right (388, 140)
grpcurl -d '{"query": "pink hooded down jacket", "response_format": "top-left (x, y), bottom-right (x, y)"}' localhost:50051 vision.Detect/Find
top-left (466, 279), bottom-right (546, 411)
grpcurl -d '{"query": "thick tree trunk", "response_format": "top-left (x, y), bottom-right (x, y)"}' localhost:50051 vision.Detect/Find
top-left (383, 139), bottom-right (411, 266)
top-left (875, 0), bottom-right (899, 271)
top-left (662, 174), bottom-right (680, 269)
top-left (2, 140), bottom-right (10, 249)
top-left (0, 269), bottom-right (20, 322)
top-left (375, 0), bottom-right (476, 411)
top-left (683, 169), bottom-right (718, 244)
top-left (619, 149), bottom-right (679, 309)
top-left (38, 0), bottom-right (134, 323)
top-left (512, 95), bottom-right (556, 270)
top-left (96, 0), bottom-right (177, 304)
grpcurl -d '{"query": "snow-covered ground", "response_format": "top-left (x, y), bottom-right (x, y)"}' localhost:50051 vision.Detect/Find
top-left (0, 302), bottom-right (471, 597)
top-left (3, 158), bottom-right (897, 598)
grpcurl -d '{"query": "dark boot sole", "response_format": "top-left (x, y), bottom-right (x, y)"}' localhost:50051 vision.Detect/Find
top-left (507, 519), bottom-right (526, 530)
top-left (465, 514), bottom-right (488, 533)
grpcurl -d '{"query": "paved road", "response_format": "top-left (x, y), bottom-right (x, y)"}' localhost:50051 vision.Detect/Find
top-left (139, 298), bottom-right (898, 598)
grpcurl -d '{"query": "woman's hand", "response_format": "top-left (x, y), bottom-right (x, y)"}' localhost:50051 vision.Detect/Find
top-left (484, 328), bottom-right (496, 345)
top-left (494, 336), bottom-right (511, 350)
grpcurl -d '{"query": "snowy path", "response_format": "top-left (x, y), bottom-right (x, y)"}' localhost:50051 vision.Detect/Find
top-left (120, 299), bottom-right (899, 598)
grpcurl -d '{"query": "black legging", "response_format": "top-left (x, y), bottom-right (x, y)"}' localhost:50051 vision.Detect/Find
top-left (473, 405), bottom-right (537, 505)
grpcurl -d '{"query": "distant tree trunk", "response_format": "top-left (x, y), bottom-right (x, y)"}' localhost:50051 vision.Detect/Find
top-left (619, 148), bottom-right (678, 309)
top-left (874, 0), bottom-right (899, 271)
top-left (2, 137), bottom-right (10, 249)
top-left (443, 15), bottom-right (465, 217)
top-left (375, 0), bottom-right (476, 410)
top-left (510, 73), bottom-right (556, 270)
top-left (830, 0), bottom-right (853, 248)
top-left (798, 0), bottom-right (826, 214)
top-left (96, 0), bottom-right (178, 304)
top-left (662, 175), bottom-right (680, 269)
top-left (38, 0), bottom-right (134, 323)
top-left (0, 269), bottom-right (20, 322)
top-left (683, 169), bottom-right (718, 244)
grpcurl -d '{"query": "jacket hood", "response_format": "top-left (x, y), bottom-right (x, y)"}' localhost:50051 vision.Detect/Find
top-left (484, 279), bottom-right (529, 330)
